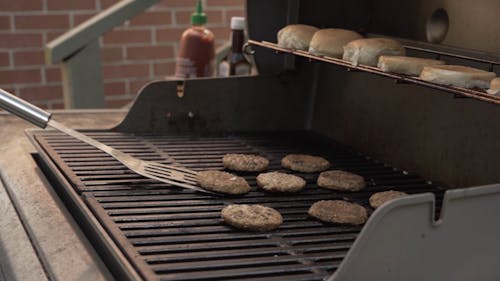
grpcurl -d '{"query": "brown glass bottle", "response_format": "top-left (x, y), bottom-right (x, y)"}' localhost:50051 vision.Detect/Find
top-left (219, 17), bottom-right (251, 77)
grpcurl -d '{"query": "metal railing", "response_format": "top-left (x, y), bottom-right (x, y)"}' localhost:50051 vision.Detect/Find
top-left (45, 0), bottom-right (160, 109)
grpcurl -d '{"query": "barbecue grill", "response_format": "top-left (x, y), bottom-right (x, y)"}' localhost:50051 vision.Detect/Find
top-left (2, 0), bottom-right (500, 281)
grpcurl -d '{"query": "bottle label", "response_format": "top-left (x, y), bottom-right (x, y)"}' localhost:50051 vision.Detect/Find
top-left (234, 64), bottom-right (251, 76)
top-left (175, 57), bottom-right (198, 78)
top-left (218, 61), bottom-right (230, 77)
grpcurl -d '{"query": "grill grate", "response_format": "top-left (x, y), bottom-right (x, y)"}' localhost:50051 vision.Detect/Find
top-left (34, 131), bottom-right (443, 281)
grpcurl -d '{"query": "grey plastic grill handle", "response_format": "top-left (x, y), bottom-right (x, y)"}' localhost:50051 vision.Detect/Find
top-left (0, 88), bottom-right (52, 128)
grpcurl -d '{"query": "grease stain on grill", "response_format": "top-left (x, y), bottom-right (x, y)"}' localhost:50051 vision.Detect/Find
top-left (34, 131), bottom-right (443, 281)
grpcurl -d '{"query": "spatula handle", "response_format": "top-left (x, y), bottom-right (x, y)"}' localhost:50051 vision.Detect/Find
top-left (0, 88), bottom-right (51, 128)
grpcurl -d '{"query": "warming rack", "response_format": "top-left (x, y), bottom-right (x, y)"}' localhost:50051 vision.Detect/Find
top-left (247, 40), bottom-right (500, 106)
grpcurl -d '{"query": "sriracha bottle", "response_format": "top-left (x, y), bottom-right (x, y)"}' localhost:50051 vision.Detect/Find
top-left (175, 0), bottom-right (215, 78)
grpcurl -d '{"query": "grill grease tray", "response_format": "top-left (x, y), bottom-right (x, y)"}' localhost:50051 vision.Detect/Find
top-left (33, 131), bottom-right (443, 281)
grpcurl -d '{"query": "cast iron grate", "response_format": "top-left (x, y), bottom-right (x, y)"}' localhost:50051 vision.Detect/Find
top-left (34, 131), bottom-right (443, 281)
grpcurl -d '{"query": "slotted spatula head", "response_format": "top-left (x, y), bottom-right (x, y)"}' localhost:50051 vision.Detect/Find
top-left (0, 88), bottom-right (216, 195)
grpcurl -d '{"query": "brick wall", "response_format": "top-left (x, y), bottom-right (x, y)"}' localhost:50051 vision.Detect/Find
top-left (0, 0), bottom-right (245, 109)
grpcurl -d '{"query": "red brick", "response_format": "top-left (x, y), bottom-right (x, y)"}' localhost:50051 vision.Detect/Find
top-left (104, 81), bottom-right (127, 96)
top-left (175, 10), bottom-right (223, 25)
top-left (19, 85), bottom-right (62, 100)
top-left (0, 33), bottom-right (42, 49)
top-left (156, 28), bottom-right (185, 43)
top-left (73, 13), bottom-right (95, 26)
top-left (100, 0), bottom-right (121, 9)
top-left (30, 100), bottom-right (50, 109)
top-left (226, 9), bottom-right (246, 20)
top-left (126, 45), bottom-right (174, 60)
top-left (15, 15), bottom-right (70, 30)
top-left (103, 29), bottom-right (151, 44)
top-left (153, 62), bottom-right (175, 77)
top-left (210, 27), bottom-right (231, 40)
top-left (0, 51), bottom-right (10, 67)
top-left (0, 1), bottom-right (43, 12)
top-left (1, 87), bottom-right (18, 96)
top-left (130, 11), bottom-right (171, 26)
top-left (206, 0), bottom-right (244, 6)
top-left (0, 69), bottom-right (41, 84)
top-left (102, 47), bottom-right (123, 62)
top-left (129, 79), bottom-right (152, 95)
top-left (106, 98), bottom-right (133, 108)
top-left (45, 67), bottom-right (61, 83)
top-left (157, 0), bottom-right (198, 8)
top-left (46, 0), bottom-right (96, 11)
top-left (13, 50), bottom-right (44, 66)
top-left (50, 101), bottom-right (65, 109)
top-left (103, 63), bottom-right (150, 79)
top-left (46, 31), bottom-right (66, 43)
top-left (0, 16), bottom-right (11, 31)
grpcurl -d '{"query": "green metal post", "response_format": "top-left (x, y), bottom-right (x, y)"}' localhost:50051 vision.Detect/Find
top-left (61, 40), bottom-right (104, 108)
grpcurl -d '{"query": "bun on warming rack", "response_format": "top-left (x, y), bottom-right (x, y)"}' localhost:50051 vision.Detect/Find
top-left (277, 24), bottom-right (319, 50)
top-left (378, 56), bottom-right (445, 76)
top-left (343, 38), bottom-right (405, 66)
top-left (308, 28), bottom-right (363, 58)
top-left (419, 65), bottom-right (496, 89)
top-left (488, 77), bottom-right (500, 95)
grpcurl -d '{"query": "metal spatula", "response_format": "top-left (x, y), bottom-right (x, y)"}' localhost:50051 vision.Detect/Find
top-left (0, 88), bottom-right (214, 194)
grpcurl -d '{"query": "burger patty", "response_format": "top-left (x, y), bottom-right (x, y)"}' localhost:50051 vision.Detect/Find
top-left (256, 171), bottom-right (306, 193)
top-left (369, 190), bottom-right (408, 209)
top-left (308, 200), bottom-right (368, 225)
top-left (197, 170), bottom-right (251, 195)
top-left (281, 154), bottom-right (330, 173)
top-left (317, 170), bottom-right (365, 191)
top-left (223, 153), bottom-right (269, 172)
top-left (221, 204), bottom-right (283, 231)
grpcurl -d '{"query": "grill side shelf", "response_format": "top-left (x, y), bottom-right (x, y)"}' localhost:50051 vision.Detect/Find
top-left (248, 40), bottom-right (500, 106)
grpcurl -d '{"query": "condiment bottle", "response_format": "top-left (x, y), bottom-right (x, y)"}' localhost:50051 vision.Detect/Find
top-left (218, 17), bottom-right (251, 77)
top-left (175, 0), bottom-right (215, 78)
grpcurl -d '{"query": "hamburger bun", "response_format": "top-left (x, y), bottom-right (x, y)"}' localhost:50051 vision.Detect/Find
top-left (487, 77), bottom-right (500, 95)
top-left (378, 55), bottom-right (445, 76)
top-left (277, 24), bottom-right (319, 50)
top-left (343, 38), bottom-right (405, 66)
top-left (308, 28), bottom-right (363, 58)
top-left (420, 65), bottom-right (496, 89)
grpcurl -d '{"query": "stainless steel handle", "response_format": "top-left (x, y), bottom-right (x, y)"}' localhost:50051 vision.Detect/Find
top-left (0, 88), bottom-right (52, 128)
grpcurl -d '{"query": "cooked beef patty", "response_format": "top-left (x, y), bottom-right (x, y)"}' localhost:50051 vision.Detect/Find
top-left (281, 154), bottom-right (330, 173)
top-left (369, 190), bottom-right (408, 209)
top-left (308, 200), bottom-right (367, 225)
top-left (223, 153), bottom-right (269, 172)
top-left (197, 170), bottom-right (251, 195)
top-left (221, 204), bottom-right (283, 231)
top-left (317, 170), bottom-right (365, 191)
top-left (256, 172), bottom-right (306, 193)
